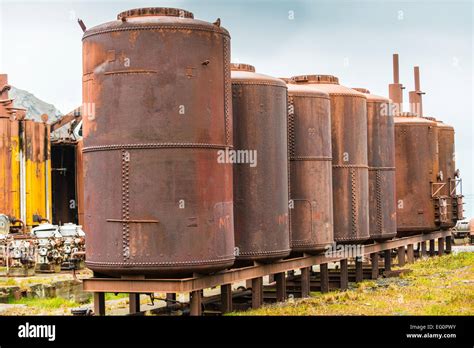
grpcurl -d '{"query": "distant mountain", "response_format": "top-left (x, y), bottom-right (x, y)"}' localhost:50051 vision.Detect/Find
top-left (9, 86), bottom-right (63, 123)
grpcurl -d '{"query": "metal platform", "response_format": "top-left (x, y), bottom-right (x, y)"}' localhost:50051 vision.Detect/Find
top-left (83, 230), bottom-right (452, 316)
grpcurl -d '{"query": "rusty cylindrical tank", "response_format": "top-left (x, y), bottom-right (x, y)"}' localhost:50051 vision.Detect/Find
top-left (432, 118), bottom-right (461, 228)
top-left (82, 8), bottom-right (235, 277)
top-left (286, 79), bottom-right (334, 252)
top-left (231, 64), bottom-right (290, 263)
top-left (353, 88), bottom-right (396, 241)
top-left (292, 75), bottom-right (369, 244)
top-left (394, 113), bottom-right (441, 235)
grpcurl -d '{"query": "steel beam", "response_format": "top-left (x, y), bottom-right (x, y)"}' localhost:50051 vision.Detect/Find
top-left (300, 267), bottom-right (310, 298)
top-left (429, 239), bottom-right (436, 256)
top-left (320, 263), bottom-right (329, 293)
top-left (421, 241), bottom-right (427, 257)
top-left (220, 284), bottom-right (232, 313)
top-left (83, 230), bottom-right (451, 295)
top-left (355, 257), bottom-right (363, 282)
top-left (446, 235), bottom-right (452, 254)
top-left (370, 253), bottom-right (379, 279)
top-left (129, 293), bottom-right (140, 314)
top-left (93, 292), bottom-right (105, 316)
top-left (438, 237), bottom-right (445, 256)
top-left (251, 277), bottom-right (263, 309)
top-left (398, 246), bottom-right (405, 267)
top-left (407, 244), bottom-right (414, 264)
top-left (190, 290), bottom-right (202, 316)
top-left (384, 250), bottom-right (392, 272)
top-left (340, 259), bottom-right (349, 289)
top-left (275, 272), bottom-right (286, 302)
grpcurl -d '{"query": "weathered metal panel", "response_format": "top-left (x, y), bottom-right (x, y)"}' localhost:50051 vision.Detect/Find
top-left (82, 8), bottom-right (235, 277)
top-left (231, 64), bottom-right (290, 262)
top-left (395, 114), bottom-right (439, 235)
top-left (291, 75), bottom-right (369, 244)
top-left (286, 81), bottom-right (334, 252)
top-left (353, 88), bottom-right (396, 241)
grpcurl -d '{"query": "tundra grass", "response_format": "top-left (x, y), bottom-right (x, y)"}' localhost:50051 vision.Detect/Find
top-left (229, 252), bottom-right (474, 316)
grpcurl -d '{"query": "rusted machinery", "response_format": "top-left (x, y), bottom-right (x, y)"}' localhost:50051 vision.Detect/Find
top-left (435, 120), bottom-right (463, 225)
top-left (391, 55), bottom-right (448, 235)
top-left (82, 7), bottom-right (234, 277)
top-left (0, 74), bottom-right (52, 232)
top-left (231, 64), bottom-right (290, 263)
top-left (291, 75), bottom-right (369, 244)
top-left (286, 79), bottom-right (334, 252)
top-left (59, 223), bottom-right (86, 270)
top-left (31, 223), bottom-right (63, 273)
top-left (352, 88), bottom-right (396, 241)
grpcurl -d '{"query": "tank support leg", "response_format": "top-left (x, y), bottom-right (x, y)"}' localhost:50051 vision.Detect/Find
top-left (251, 277), bottom-right (263, 309)
top-left (355, 257), bottom-right (363, 282)
top-left (166, 293), bottom-right (176, 308)
top-left (384, 250), bottom-right (392, 272)
top-left (445, 235), bottom-right (452, 254)
top-left (220, 284), bottom-right (232, 313)
top-left (438, 237), bottom-right (445, 256)
top-left (190, 290), bottom-right (202, 316)
top-left (370, 253), bottom-right (379, 279)
top-left (421, 241), bottom-right (427, 258)
top-left (340, 259), bottom-right (348, 289)
top-left (407, 244), bottom-right (414, 264)
top-left (300, 267), bottom-right (310, 298)
top-left (275, 272), bottom-right (286, 302)
top-left (93, 292), bottom-right (105, 316)
top-left (429, 239), bottom-right (436, 256)
top-left (398, 246), bottom-right (405, 266)
top-left (320, 263), bottom-right (329, 293)
top-left (129, 293), bottom-right (140, 314)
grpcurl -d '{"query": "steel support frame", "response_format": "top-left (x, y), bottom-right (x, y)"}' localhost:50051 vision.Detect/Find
top-left (84, 230), bottom-right (451, 315)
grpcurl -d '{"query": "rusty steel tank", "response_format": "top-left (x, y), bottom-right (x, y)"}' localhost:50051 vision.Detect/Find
top-left (431, 118), bottom-right (462, 228)
top-left (291, 75), bottom-right (369, 244)
top-left (231, 64), bottom-right (290, 263)
top-left (394, 113), bottom-right (441, 235)
top-left (82, 7), bottom-right (235, 277)
top-left (353, 88), bottom-right (396, 241)
top-left (286, 79), bottom-right (334, 252)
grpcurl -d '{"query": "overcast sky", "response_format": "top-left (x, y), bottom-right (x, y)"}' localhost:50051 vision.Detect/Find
top-left (1, 0), bottom-right (473, 217)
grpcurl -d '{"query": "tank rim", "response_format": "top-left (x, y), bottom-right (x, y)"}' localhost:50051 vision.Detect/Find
top-left (291, 74), bottom-right (339, 85)
top-left (231, 63), bottom-right (256, 72)
top-left (117, 7), bottom-right (194, 20)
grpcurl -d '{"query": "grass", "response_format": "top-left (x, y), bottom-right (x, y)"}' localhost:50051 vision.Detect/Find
top-left (229, 252), bottom-right (474, 316)
top-left (8, 297), bottom-right (81, 309)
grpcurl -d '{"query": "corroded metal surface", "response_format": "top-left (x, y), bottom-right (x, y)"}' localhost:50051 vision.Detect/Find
top-left (82, 8), bottom-right (235, 277)
top-left (435, 120), bottom-right (460, 227)
top-left (353, 88), bottom-right (396, 241)
top-left (231, 64), bottom-right (290, 262)
top-left (394, 114), bottom-right (440, 235)
top-left (291, 75), bottom-right (369, 244)
top-left (286, 80), bottom-right (334, 252)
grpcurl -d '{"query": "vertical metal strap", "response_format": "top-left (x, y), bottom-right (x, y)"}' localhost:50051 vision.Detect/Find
top-left (223, 36), bottom-right (231, 146)
top-left (287, 95), bottom-right (294, 243)
top-left (376, 170), bottom-right (383, 235)
top-left (350, 168), bottom-right (358, 236)
top-left (122, 150), bottom-right (130, 261)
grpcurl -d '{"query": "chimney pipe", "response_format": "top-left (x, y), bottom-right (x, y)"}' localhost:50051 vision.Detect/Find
top-left (409, 66), bottom-right (425, 117)
top-left (388, 53), bottom-right (404, 115)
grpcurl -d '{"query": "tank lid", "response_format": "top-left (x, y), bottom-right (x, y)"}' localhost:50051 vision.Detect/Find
top-left (117, 7), bottom-right (194, 20)
top-left (291, 75), bottom-right (339, 85)
top-left (230, 63), bottom-right (256, 72)
top-left (353, 88), bottom-right (370, 94)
